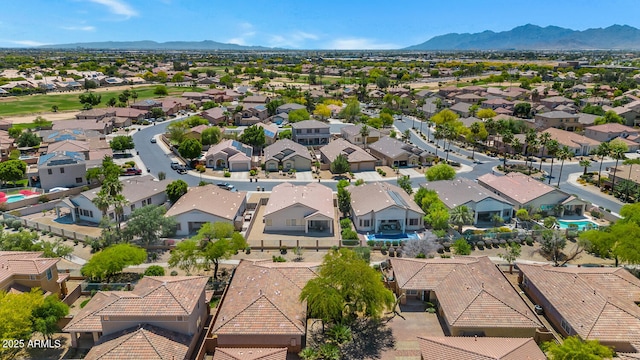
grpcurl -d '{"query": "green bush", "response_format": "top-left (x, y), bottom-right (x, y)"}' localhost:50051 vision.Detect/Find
top-left (353, 246), bottom-right (371, 262)
top-left (11, 220), bottom-right (22, 230)
top-left (342, 239), bottom-right (359, 246)
top-left (341, 228), bottom-right (358, 240)
top-left (144, 265), bottom-right (165, 276)
top-left (340, 218), bottom-right (352, 229)
top-left (80, 299), bottom-right (91, 308)
top-left (272, 255), bottom-right (287, 262)
top-left (170, 270), bottom-right (178, 276)
top-left (223, 171), bottom-right (231, 178)
top-left (366, 240), bottom-right (375, 247)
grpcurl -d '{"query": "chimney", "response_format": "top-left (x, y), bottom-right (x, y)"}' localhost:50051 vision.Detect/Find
top-left (474, 335), bottom-right (477, 341)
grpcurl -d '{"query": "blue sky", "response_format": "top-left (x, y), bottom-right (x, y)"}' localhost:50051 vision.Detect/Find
top-left (1, 0), bottom-right (640, 49)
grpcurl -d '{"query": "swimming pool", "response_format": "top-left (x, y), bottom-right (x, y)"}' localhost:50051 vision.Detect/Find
top-left (557, 219), bottom-right (599, 231)
top-left (5, 194), bottom-right (26, 203)
top-left (365, 233), bottom-right (420, 242)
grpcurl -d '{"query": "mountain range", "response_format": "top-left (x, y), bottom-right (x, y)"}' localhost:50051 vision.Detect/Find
top-left (37, 24), bottom-right (640, 50)
top-left (404, 24), bottom-right (640, 50)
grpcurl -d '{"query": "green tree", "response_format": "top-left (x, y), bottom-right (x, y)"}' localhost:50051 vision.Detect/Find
top-left (397, 175), bottom-right (413, 195)
top-left (581, 221), bottom-right (640, 267)
top-left (537, 132), bottom-right (552, 172)
top-left (545, 139), bottom-right (560, 185)
top-left (150, 107), bottom-right (165, 119)
top-left (81, 244), bottom-right (147, 282)
top-left (375, 75), bottom-right (390, 89)
top-left (425, 163), bottom-right (456, 181)
top-left (0, 289), bottom-right (43, 350)
top-left (109, 135), bottom-right (135, 152)
top-left (143, 265), bottom-right (165, 276)
top-left (515, 208), bottom-right (530, 222)
top-left (8, 127), bottom-right (22, 139)
top-left (594, 110), bottom-right (624, 125)
top-left (431, 109), bottom-right (458, 127)
top-left (201, 126), bottom-right (222, 146)
top-left (166, 179), bottom-right (189, 203)
top-left (451, 238), bottom-right (471, 255)
top-left (168, 239), bottom-right (200, 275)
top-left (359, 124), bottom-right (370, 148)
top-left (513, 102), bottom-right (532, 118)
top-left (468, 122), bottom-right (488, 160)
top-left (288, 108), bottom-right (311, 122)
top-left (609, 139), bottom-right (629, 190)
top-left (167, 122), bottom-right (188, 144)
top-left (556, 145), bottom-right (573, 187)
top-left (78, 92), bottom-right (101, 109)
top-left (31, 294), bottom-right (69, 340)
top-left (622, 158), bottom-right (640, 201)
top-left (499, 243), bottom-right (521, 274)
top-left (313, 104), bottom-right (331, 120)
top-left (579, 159), bottom-right (592, 175)
top-left (380, 112), bottom-right (394, 127)
top-left (153, 85), bottom-right (168, 96)
top-left (330, 154), bottom-right (350, 175)
top-left (239, 125), bottom-right (266, 153)
top-left (178, 138), bottom-right (202, 164)
top-left (194, 222), bottom-right (246, 279)
top-left (17, 131), bottom-right (41, 147)
top-left (542, 336), bottom-right (613, 360)
top-left (0, 160), bottom-right (27, 186)
top-left (476, 108), bottom-right (497, 119)
top-left (266, 98), bottom-right (285, 116)
top-left (106, 97), bottom-right (117, 107)
top-left (299, 248), bottom-right (395, 324)
top-left (123, 205), bottom-right (177, 246)
top-left (279, 129), bottom-right (292, 139)
top-left (339, 99), bottom-right (360, 123)
top-left (595, 142), bottom-right (611, 188)
top-left (449, 205), bottom-right (474, 233)
top-left (337, 186), bottom-right (351, 218)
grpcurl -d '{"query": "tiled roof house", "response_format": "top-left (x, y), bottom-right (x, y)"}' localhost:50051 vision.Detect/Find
top-left (417, 336), bottom-right (546, 360)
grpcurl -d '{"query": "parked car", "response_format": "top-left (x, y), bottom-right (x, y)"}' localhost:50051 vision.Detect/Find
top-left (176, 165), bottom-right (187, 174)
top-left (170, 161), bottom-right (180, 170)
top-left (217, 182), bottom-right (236, 191)
top-left (123, 168), bottom-right (142, 176)
top-left (150, 137), bottom-right (157, 143)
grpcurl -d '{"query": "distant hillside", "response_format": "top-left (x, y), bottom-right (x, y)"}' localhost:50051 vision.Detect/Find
top-left (39, 40), bottom-right (273, 50)
top-left (405, 24), bottom-right (640, 50)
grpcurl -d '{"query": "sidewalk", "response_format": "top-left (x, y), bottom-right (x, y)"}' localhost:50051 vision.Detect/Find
top-left (566, 172), bottom-right (623, 216)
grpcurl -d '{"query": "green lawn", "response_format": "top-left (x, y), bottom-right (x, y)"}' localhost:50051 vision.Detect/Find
top-left (0, 86), bottom-right (203, 117)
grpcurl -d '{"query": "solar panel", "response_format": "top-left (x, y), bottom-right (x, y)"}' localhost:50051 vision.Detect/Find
top-left (389, 191), bottom-right (409, 208)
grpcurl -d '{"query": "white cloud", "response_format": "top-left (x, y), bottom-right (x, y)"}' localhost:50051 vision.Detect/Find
top-left (327, 38), bottom-right (398, 50)
top-left (227, 22), bottom-right (256, 46)
top-left (61, 25), bottom-right (96, 31)
top-left (268, 31), bottom-right (319, 48)
top-left (86, 0), bottom-right (138, 19)
top-left (5, 40), bottom-right (49, 47)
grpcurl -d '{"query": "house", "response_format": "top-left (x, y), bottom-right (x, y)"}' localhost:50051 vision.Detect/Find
top-left (390, 256), bottom-right (542, 337)
top-left (131, 99), bottom-right (162, 111)
top-left (0, 251), bottom-right (69, 298)
top-left (368, 136), bottom-right (431, 167)
top-left (477, 173), bottom-right (588, 216)
top-left (518, 264), bottom-right (640, 353)
top-left (242, 95), bottom-right (270, 105)
top-left (75, 108), bottom-right (115, 121)
top-left (540, 96), bottom-right (574, 109)
top-left (417, 336), bottom-right (546, 360)
top-left (263, 183), bottom-right (335, 234)
top-left (64, 276), bottom-right (209, 359)
top-left (45, 140), bottom-right (90, 158)
top-left (39, 128), bottom-right (104, 143)
top-left (166, 185), bottom-right (246, 236)
top-left (340, 123), bottom-right (381, 145)
top-left (204, 139), bottom-right (252, 171)
top-left (38, 151), bottom-right (87, 191)
top-left (184, 124), bottom-right (209, 141)
top-left (540, 127), bottom-right (601, 156)
top-left (271, 112), bottom-right (289, 126)
top-left (212, 348), bottom-right (287, 360)
top-left (276, 103), bottom-right (305, 114)
top-left (211, 260), bottom-right (319, 353)
top-left (291, 120), bottom-right (330, 146)
top-left (254, 122), bottom-right (278, 145)
top-left (320, 138), bottom-right (377, 172)
top-left (481, 98), bottom-right (514, 110)
top-left (113, 107), bottom-right (148, 124)
top-left (423, 178), bottom-right (514, 225)
top-left (52, 119), bottom-right (113, 135)
top-left (263, 139), bottom-right (312, 172)
top-left (449, 102), bottom-right (472, 117)
top-left (201, 107), bottom-right (227, 125)
top-left (584, 123), bottom-right (640, 143)
top-left (533, 111), bottom-right (581, 131)
top-left (233, 104), bottom-right (268, 126)
top-left (348, 182), bottom-right (424, 233)
top-left (63, 175), bottom-right (170, 224)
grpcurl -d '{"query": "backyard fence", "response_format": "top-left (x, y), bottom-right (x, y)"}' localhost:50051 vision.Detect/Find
top-left (1, 213), bottom-right (98, 243)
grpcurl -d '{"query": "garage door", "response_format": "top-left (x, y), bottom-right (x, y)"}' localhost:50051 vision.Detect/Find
top-left (232, 163), bottom-right (249, 171)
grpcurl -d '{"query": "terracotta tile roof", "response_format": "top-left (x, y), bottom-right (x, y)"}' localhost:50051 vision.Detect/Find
top-left (213, 347), bottom-right (287, 360)
top-left (542, 127), bottom-right (600, 148)
top-left (348, 182), bottom-right (424, 215)
top-left (340, 123), bottom-right (381, 137)
top-left (0, 251), bottom-right (59, 285)
top-left (418, 336), bottom-right (546, 360)
top-left (63, 292), bottom-right (121, 332)
top-left (518, 264), bottom-right (640, 344)
top-left (263, 183), bottom-right (335, 221)
top-left (320, 138), bottom-right (377, 163)
top-left (212, 260), bottom-right (319, 336)
top-left (166, 185), bottom-right (246, 220)
top-left (423, 178), bottom-right (513, 210)
top-left (477, 173), bottom-right (560, 205)
top-left (391, 257), bottom-right (541, 330)
top-left (84, 325), bottom-right (190, 360)
top-left (80, 175), bottom-right (171, 205)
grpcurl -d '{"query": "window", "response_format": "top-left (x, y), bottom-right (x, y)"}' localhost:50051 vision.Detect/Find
top-left (286, 219), bottom-right (297, 226)
top-left (561, 319), bottom-right (572, 335)
top-left (90, 211), bottom-right (93, 218)
top-left (265, 219), bottom-right (272, 226)
top-left (409, 218), bottom-right (419, 226)
top-left (176, 223), bottom-right (181, 230)
top-left (142, 200), bottom-right (146, 206)
top-left (306, 129), bottom-right (312, 134)
top-left (176, 316), bottom-right (184, 321)
top-left (60, 168), bottom-right (65, 174)
top-left (146, 198), bottom-right (152, 205)
top-left (46, 268), bottom-right (52, 280)
top-left (363, 219), bottom-right (371, 227)
top-left (109, 213), bottom-right (114, 219)
top-left (103, 316), bottom-right (110, 321)
top-left (406, 290), bottom-right (418, 295)
top-left (75, 177), bottom-right (83, 183)
top-left (130, 204), bottom-right (135, 211)
top-left (314, 129), bottom-right (320, 133)
top-left (29, 275), bottom-right (37, 280)
top-left (47, 169), bottom-right (52, 175)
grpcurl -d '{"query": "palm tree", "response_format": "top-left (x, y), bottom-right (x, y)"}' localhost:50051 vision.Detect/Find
top-left (500, 130), bottom-right (514, 168)
top-left (556, 146), bottom-right (573, 187)
top-left (359, 124), bottom-right (370, 148)
top-left (403, 129), bottom-right (411, 143)
top-left (595, 142), bottom-right (611, 188)
top-left (609, 141), bottom-right (628, 191)
top-left (449, 205), bottom-right (474, 233)
top-left (546, 139), bottom-right (560, 185)
top-left (538, 132), bottom-right (552, 172)
top-left (92, 191), bottom-right (111, 218)
top-left (524, 129), bottom-right (538, 174)
top-left (433, 127), bottom-right (444, 157)
top-left (469, 122), bottom-right (482, 160)
top-left (443, 125), bottom-right (457, 162)
top-left (579, 159), bottom-right (592, 175)
top-left (622, 158), bottom-right (640, 201)
top-left (510, 137), bottom-right (523, 158)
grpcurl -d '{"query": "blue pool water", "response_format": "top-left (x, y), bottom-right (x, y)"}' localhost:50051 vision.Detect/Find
top-left (5, 195), bottom-right (25, 203)
top-left (365, 233), bottom-right (420, 242)
top-left (557, 219), bottom-right (599, 231)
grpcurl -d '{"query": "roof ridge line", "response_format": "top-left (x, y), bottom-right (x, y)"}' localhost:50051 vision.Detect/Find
top-left (259, 294), bottom-right (305, 332)
top-left (585, 298), bottom-right (614, 339)
top-left (426, 337), bottom-right (494, 360)
top-left (139, 327), bottom-right (165, 360)
top-left (477, 289), bottom-right (540, 325)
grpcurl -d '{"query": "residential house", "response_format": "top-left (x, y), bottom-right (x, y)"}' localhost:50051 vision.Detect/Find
top-left (423, 178), bottom-right (514, 225)
top-left (39, 128), bottom-right (104, 144)
top-left (368, 136), bottom-right (431, 167)
top-left (320, 138), bottom-right (377, 172)
top-left (540, 96), bottom-right (574, 109)
top-left (606, 163), bottom-right (640, 189)
top-left (449, 102), bottom-right (472, 117)
top-left (64, 175), bottom-right (170, 224)
top-left (113, 107), bottom-right (148, 124)
top-left (233, 104), bottom-right (268, 126)
top-left (263, 183), bottom-right (335, 234)
top-left (184, 124), bottom-right (209, 141)
top-left (534, 111), bottom-right (581, 131)
top-left (166, 185), bottom-right (247, 235)
top-left (454, 93), bottom-right (483, 103)
top-left (276, 103), bottom-right (305, 114)
top-left (417, 337), bottom-right (546, 360)
top-left (211, 260), bottom-right (319, 353)
top-left (131, 99), bottom-right (162, 111)
top-left (52, 119), bottom-right (113, 135)
top-left (75, 108), bottom-right (115, 121)
top-left (611, 106), bottom-right (640, 126)
top-left (201, 107), bottom-right (228, 125)
top-left (263, 139), bottom-right (312, 172)
top-left (348, 182), bottom-right (424, 233)
top-left (481, 98), bottom-right (514, 111)
top-left (541, 127), bottom-right (601, 156)
top-left (255, 122), bottom-right (278, 145)
top-left (212, 348), bottom-right (287, 360)
top-left (389, 256), bottom-right (542, 337)
top-left (477, 173), bottom-right (588, 216)
top-left (38, 151), bottom-right (87, 191)
top-left (340, 124), bottom-right (381, 146)
top-left (518, 264), bottom-right (640, 353)
top-left (0, 251), bottom-right (69, 298)
top-left (204, 139), bottom-right (252, 171)
top-left (64, 276), bottom-right (209, 359)
top-left (291, 120), bottom-right (330, 146)
top-left (0, 119), bottom-right (13, 130)
top-left (45, 140), bottom-right (90, 158)
top-left (270, 112), bottom-right (289, 126)
top-left (584, 123), bottom-right (640, 143)
top-left (242, 95), bottom-right (270, 105)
